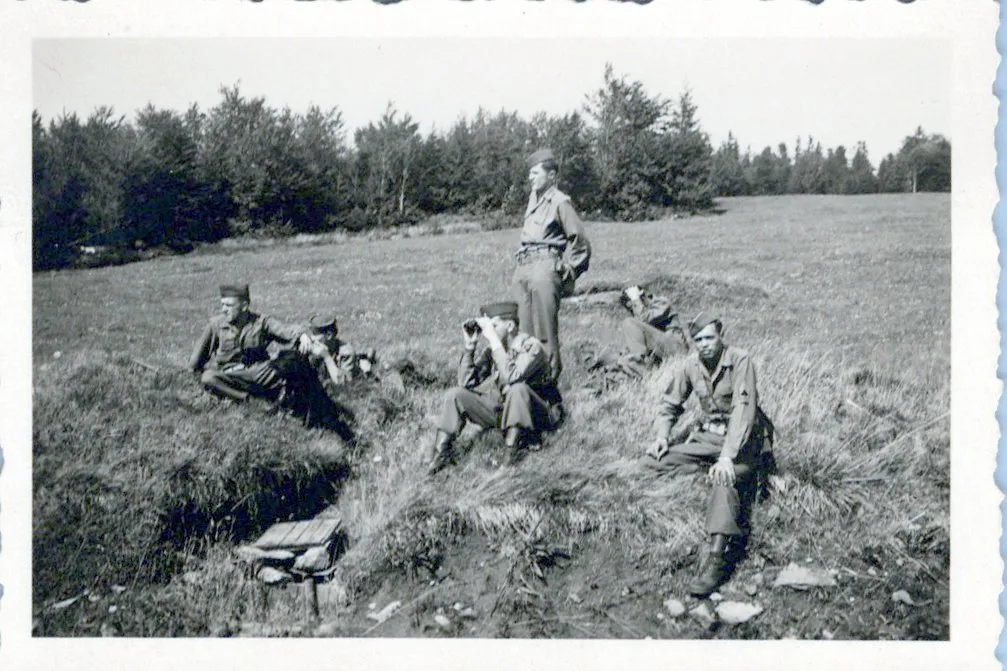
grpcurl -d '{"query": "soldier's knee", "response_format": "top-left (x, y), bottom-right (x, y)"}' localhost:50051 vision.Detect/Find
top-left (507, 383), bottom-right (532, 401)
top-left (200, 369), bottom-right (222, 387)
top-left (444, 386), bottom-right (468, 408)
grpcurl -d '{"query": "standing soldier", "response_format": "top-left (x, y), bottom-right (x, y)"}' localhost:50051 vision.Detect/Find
top-left (511, 148), bottom-right (591, 381)
top-left (425, 302), bottom-right (564, 475)
top-left (644, 315), bottom-right (774, 596)
top-left (189, 284), bottom-right (312, 403)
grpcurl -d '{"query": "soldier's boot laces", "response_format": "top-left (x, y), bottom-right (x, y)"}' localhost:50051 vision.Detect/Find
top-left (426, 431), bottom-right (454, 476)
top-left (688, 533), bottom-right (731, 597)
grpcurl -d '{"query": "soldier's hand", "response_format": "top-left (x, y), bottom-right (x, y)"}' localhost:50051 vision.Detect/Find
top-left (475, 316), bottom-right (503, 348)
top-left (463, 327), bottom-right (479, 350)
top-left (296, 333), bottom-right (313, 355)
top-left (309, 339), bottom-right (330, 359)
top-left (708, 459), bottom-right (735, 487)
top-left (625, 285), bottom-right (644, 302)
top-left (474, 316), bottom-right (495, 334)
top-left (646, 439), bottom-right (669, 461)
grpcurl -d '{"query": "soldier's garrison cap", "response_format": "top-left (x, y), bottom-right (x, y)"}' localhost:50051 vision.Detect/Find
top-left (526, 148), bottom-right (556, 168)
top-left (688, 313), bottom-right (722, 337)
top-left (220, 284), bottom-right (250, 301)
top-left (310, 314), bottom-right (339, 335)
top-left (480, 302), bottom-right (520, 321)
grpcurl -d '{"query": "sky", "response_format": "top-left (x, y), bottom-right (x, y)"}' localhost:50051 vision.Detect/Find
top-left (33, 38), bottom-right (950, 162)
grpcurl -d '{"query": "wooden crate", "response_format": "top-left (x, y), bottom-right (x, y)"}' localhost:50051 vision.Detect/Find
top-left (252, 518), bottom-right (342, 552)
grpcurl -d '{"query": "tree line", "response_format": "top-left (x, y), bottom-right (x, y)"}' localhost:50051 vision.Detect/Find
top-left (32, 64), bottom-right (951, 270)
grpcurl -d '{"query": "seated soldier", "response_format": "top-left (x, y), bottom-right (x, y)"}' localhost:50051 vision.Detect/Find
top-left (425, 301), bottom-right (564, 474)
top-left (644, 314), bottom-right (775, 596)
top-left (189, 284), bottom-right (311, 404)
top-left (619, 284), bottom-right (688, 373)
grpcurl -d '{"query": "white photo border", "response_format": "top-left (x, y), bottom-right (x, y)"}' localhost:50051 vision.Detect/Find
top-left (0, 2), bottom-right (997, 670)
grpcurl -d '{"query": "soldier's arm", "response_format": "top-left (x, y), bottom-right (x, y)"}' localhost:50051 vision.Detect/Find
top-left (263, 316), bottom-right (308, 345)
top-left (655, 362), bottom-right (691, 444)
top-left (491, 337), bottom-right (548, 386)
top-left (459, 347), bottom-right (489, 388)
top-left (188, 322), bottom-right (214, 373)
top-left (556, 199), bottom-right (591, 278)
top-left (720, 353), bottom-right (759, 463)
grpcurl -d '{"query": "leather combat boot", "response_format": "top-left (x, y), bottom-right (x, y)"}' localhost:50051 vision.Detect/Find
top-left (503, 427), bottom-right (523, 465)
top-left (426, 430), bottom-right (454, 476)
top-left (688, 533), bottom-right (731, 597)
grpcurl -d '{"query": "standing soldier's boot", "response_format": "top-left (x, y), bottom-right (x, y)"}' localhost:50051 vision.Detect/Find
top-left (688, 533), bottom-right (731, 596)
top-left (426, 430), bottom-right (455, 475)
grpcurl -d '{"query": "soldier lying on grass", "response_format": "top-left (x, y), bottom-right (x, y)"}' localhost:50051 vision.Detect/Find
top-left (644, 314), bottom-right (775, 597)
top-left (300, 313), bottom-right (378, 391)
top-left (617, 284), bottom-right (688, 376)
top-left (424, 301), bottom-right (565, 475)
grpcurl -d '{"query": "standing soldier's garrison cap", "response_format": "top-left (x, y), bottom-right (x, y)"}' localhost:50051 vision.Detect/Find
top-left (220, 284), bottom-right (250, 301)
top-left (480, 302), bottom-right (520, 321)
top-left (526, 148), bottom-right (556, 168)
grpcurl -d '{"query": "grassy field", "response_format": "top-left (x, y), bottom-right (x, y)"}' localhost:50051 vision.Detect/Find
top-left (32, 193), bottom-right (950, 639)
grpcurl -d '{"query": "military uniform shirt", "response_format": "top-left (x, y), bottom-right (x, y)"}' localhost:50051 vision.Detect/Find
top-left (459, 332), bottom-right (554, 396)
top-left (189, 312), bottom-right (304, 371)
top-left (519, 185), bottom-right (591, 279)
top-left (655, 346), bottom-right (758, 462)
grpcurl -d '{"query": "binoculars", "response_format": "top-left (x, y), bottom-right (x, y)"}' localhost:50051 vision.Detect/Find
top-left (462, 319), bottom-right (479, 335)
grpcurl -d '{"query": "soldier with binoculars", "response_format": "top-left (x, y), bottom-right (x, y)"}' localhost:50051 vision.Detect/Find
top-left (424, 301), bottom-right (564, 474)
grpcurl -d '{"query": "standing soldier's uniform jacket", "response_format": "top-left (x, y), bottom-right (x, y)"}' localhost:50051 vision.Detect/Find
top-left (511, 185), bottom-right (591, 380)
top-left (436, 331), bottom-right (563, 437)
top-left (650, 346), bottom-right (773, 536)
top-left (189, 313), bottom-right (304, 402)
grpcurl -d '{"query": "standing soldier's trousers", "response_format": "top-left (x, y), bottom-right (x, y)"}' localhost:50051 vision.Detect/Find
top-left (644, 431), bottom-right (759, 537)
top-left (436, 382), bottom-right (562, 436)
top-left (511, 254), bottom-right (564, 380)
top-left (200, 362), bottom-right (284, 402)
top-left (621, 318), bottom-right (687, 363)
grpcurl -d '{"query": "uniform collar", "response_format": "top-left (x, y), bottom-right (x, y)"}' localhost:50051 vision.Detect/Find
top-left (692, 345), bottom-right (735, 380)
top-left (528, 184), bottom-right (558, 214)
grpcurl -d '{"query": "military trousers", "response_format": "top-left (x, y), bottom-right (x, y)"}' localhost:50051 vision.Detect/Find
top-left (511, 257), bottom-right (564, 380)
top-left (644, 431), bottom-right (758, 537)
top-left (621, 318), bottom-right (687, 363)
top-left (201, 361), bottom-right (284, 402)
top-left (436, 382), bottom-right (561, 437)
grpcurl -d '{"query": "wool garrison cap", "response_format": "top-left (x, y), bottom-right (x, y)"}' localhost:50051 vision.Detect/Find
top-left (310, 314), bottom-right (339, 335)
top-left (526, 148), bottom-right (556, 167)
top-left (480, 302), bottom-right (520, 321)
top-left (688, 313), bottom-right (722, 337)
top-left (220, 284), bottom-right (250, 300)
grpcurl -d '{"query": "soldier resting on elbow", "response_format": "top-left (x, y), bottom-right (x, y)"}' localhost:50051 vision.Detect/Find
top-left (617, 284), bottom-right (689, 376)
top-left (425, 301), bottom-right (564, 475)
top-left (645, 314), bottom-right (775, 596)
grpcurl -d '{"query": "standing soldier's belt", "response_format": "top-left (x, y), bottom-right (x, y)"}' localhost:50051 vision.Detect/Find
top-left (514, 246), bottom-right (561, 264)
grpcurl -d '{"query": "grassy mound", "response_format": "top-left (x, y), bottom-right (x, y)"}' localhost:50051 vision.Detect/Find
top-left (32, 195), bottom-right (950, 639)
top-left (33, 350), bottom-right (351, 631)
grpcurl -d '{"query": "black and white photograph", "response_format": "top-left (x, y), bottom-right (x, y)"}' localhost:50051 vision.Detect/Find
top-left (0, 2), bottom-right (999, 670)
